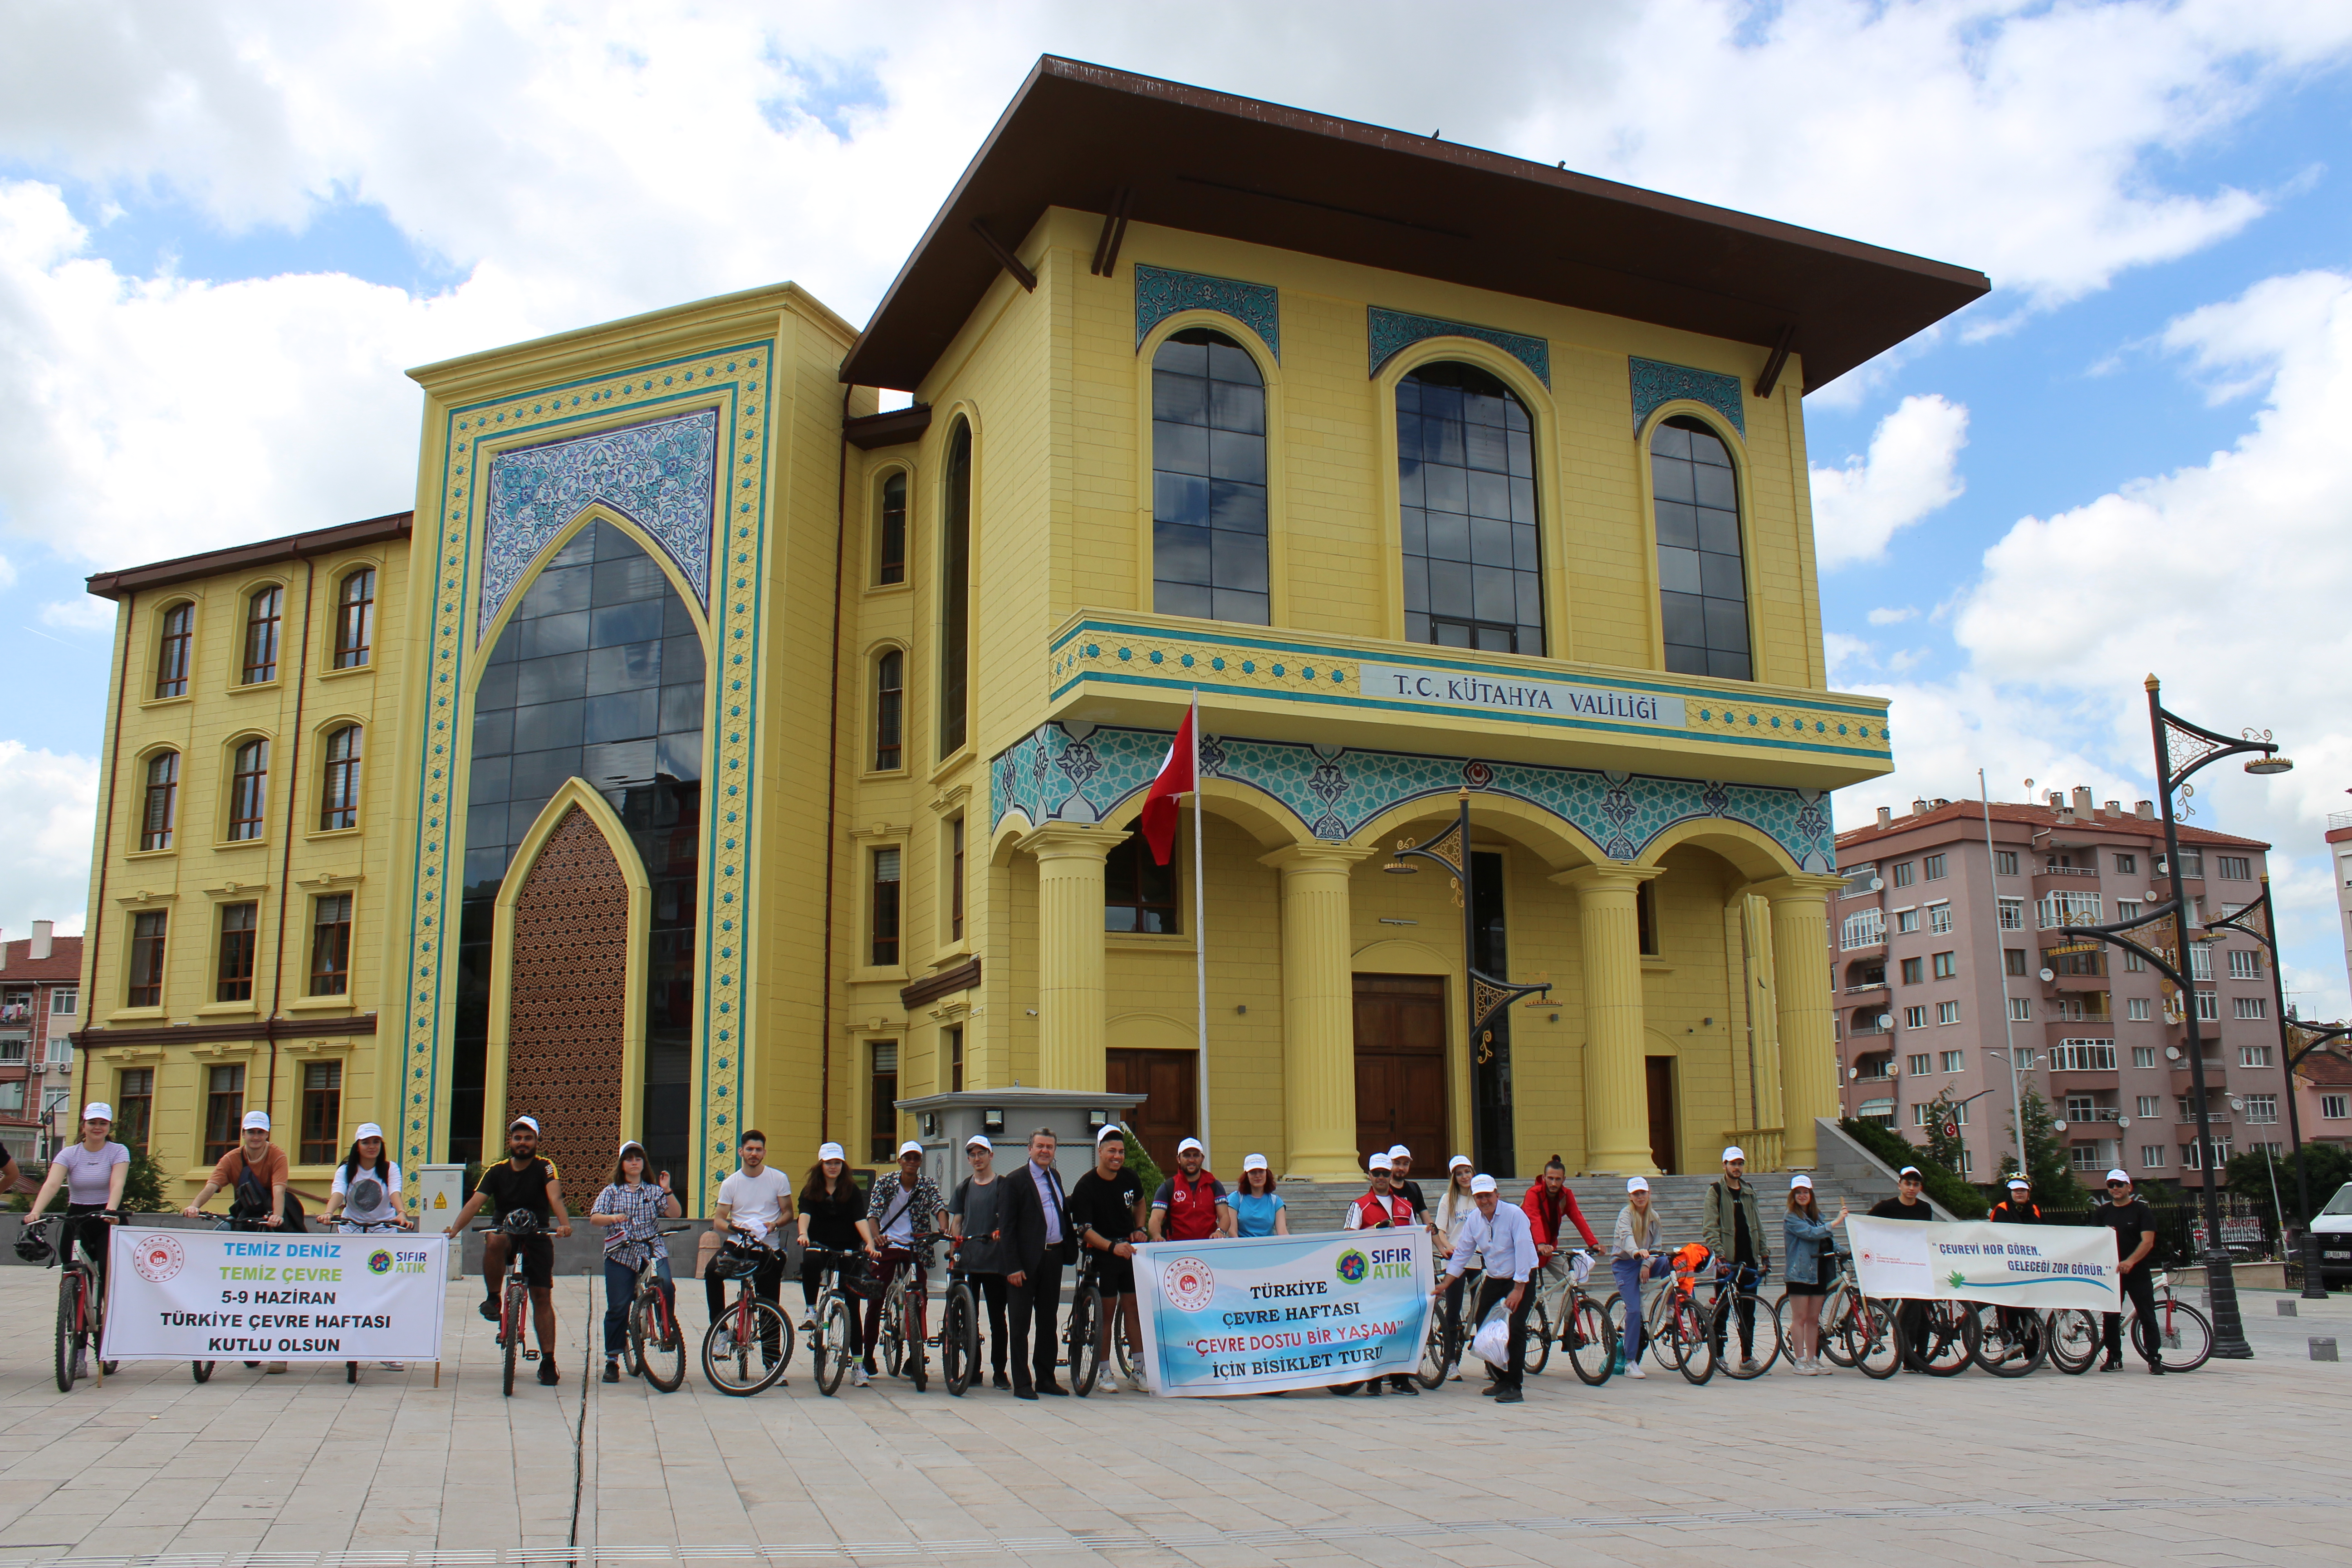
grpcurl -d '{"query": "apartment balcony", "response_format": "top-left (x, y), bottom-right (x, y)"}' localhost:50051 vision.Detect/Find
top-left (2033, 865), bottom-right (2100, 891)
top-left (1842, 984), bottom-right (1891, 1007)
top-left (2048, 1068), bottom-right (2120, 1095)
top-left (1844, 1022), bottom-right (1893, 1039)
top-left (2171, 1061), bottom-right (2227, 1093)
top-left (2042, 969), bottom-right (2110, 994)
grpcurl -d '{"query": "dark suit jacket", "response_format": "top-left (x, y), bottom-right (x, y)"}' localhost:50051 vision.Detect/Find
top-left (999, 1160), bottom-right (1079, 1274)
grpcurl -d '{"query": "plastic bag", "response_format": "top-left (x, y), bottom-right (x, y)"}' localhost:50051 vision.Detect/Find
top-left (1471, 1303), bottom-right (1514, 1367)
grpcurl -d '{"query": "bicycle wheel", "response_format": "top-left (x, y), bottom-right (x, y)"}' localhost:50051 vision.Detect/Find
top-left (1818, 1289), bottom-right (1859, 1368)
top-left (1969, 1307), bottom-right (2047, 1378)
top-left (815, 1295), bottom-right (852, 1396)
top-left (1522, 1299), bottom-right (1552, 1377)
top-left (1673, 1298), bottom-right (1716, 1384)
top-left (54, 1270), bottom-right (79, 1393)
top-left (2045, 1309), bottom-right (2100, 1373)
top-left (192, 1361), bottom-right (215, 1383)
top-left (878, 1289), bottom-right (906, 1378)
top-left (2137, 1298), bottom-right (2213, 1372)
top-left (501, 1278), bottom-right (524, 1397)
top-left (904, 1289), bottom-right (927, 1393)
top-left (1712, 1289), bottom-right (1782, 1378)
top-left (704, 1299), bottom-right (791, 1395)
top-left (1067, 1283), bottom-right (1101, 1396)
top-left (634, 1294), bottom-right (687, 1392)
top-left (1846, 1298), bottom-right (1901, 1379)
top-left (942, 1284), bottom-right (972, 1396)
top-left (1911, 1302), bottom-right (1974, 1376)
top-left (1414, 1307), bottom-right (1451, 1389)
top-left (1114, 1329), bottom-right (1137, 1387)
top-left (1565, 1293), bottom-right (1616, 1385)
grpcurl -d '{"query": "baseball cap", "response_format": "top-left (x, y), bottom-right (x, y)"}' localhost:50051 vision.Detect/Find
top-left (1448, 1153), bottom-right (1473, 1171)
top-left (1897, 1165), bottom-right (1924, 1180)
top-left (1626, 1176), bottom-right (1649, 1193)
top-left (1789, 1174), bottom-right (1813, 1190)
top-left (1469, 1174), bottom-right (1498, 1195)
top-left (1368, 1153), bottom-right (1393, 1172)
top-left (2105, 1168), bottom-right (2131, 1184)
top-left (1178, 1137), bottom-right (1205, 1155)
top-left (965, 1134), bottom-right (993, 1151)
top-left (897, 1140), bottom-right (924, 1158)
top-left (1721, 1145), bottom-right (1746, 1162)
top-left (818, 1141), bottom-right (847, 1161)
top-left (1385, 1144), bottom-right (1411, 1162)
top-left (507, 1115), bottom-right (539, 1135)
top-left (1242, 1153), bottom-right (1268, 1172)
top-left (355, 1122), bottom-right (385, 1142)
top-left (2006, 1177), bottom-right (2030, 1190)
top-left (616, 1140), bottom-right (648, 1161)
top-left (82, 1102), bottom-right (113, 1123)
top-left (243, 1111), bottom-right (272, 1132)
top-left (1096, 1124), bottom-right (1126, 1142)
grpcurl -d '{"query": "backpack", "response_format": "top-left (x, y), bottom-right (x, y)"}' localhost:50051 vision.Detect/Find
top-left (233, 1152), bottom-right (306, 1232)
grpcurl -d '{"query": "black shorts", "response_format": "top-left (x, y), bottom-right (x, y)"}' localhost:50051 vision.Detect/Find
top-left (1782, 1279), bottom-right (1827, 1297)
top-left (493, 1232), bottom-right (555, 1289)
top-left (1089, 1251), bottom-right (1136, 1297)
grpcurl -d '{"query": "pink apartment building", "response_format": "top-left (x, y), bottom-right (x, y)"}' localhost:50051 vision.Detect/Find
top-left (1829, 788), bottom-right (2289, 1194)
top-left (0, 923), bottom-right (86, 1161)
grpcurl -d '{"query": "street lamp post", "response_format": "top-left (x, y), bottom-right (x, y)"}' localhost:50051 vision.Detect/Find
top-left (1382, 788), bottom-right (1549, 1177)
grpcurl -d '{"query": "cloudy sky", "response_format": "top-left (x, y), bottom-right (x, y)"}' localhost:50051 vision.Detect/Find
top-left (3, 0), bottom-right (2351, 1013)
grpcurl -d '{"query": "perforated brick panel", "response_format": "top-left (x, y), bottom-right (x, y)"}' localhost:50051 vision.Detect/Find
top-left (505, 805), bottom-right (627, 1187)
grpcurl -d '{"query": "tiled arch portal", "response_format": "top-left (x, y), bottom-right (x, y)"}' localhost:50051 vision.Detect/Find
top-left (455, 519), bottom-right (704, 1184)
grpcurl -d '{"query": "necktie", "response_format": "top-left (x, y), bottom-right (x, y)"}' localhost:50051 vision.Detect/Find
top-left (1046, 1168), bottom-right (1068, 1245)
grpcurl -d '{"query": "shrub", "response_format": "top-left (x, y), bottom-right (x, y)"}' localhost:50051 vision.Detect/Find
top-left (1838, 1117), bottom-right (1989, 1218)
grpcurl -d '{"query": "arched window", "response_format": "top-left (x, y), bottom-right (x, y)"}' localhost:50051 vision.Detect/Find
top-left (334, 568), bottom-right (375, 669)
top-left (877, 472), bottom-right (907, 586)
top-left (872, 649), bottom-right (905, 771)
top-left (140, 752), bottom-right (178, 851)
top-left (1152, 328), bottom-right (1268, 625)
top-left (155, 603), bottom-right (193, 698)
top-left (1651, 416), bottom-right (1750, 680)
top-left (242, 587), bottom-right (283, 684)
top-left (319, 725), bottom-right (363, 830)
top-left (227, 739), bottom-right (269, 841)
top-left (1396, 362), bottom-right (1540, 653)
top-left (938, 420), bottom-right (972, 757)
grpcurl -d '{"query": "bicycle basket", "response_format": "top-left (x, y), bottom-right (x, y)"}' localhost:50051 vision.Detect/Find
top-left (838, 1254), bottom-right (880, 1299)
top-left (12, 1224), bottom-right (54, 1264)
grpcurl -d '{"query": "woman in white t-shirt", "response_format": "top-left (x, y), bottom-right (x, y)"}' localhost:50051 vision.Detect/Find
top-left (326, 1122), bottom-right (411, 1369)
top-left (1428, 1156), bottom-right (1479, 1381)
top-left (27, 1105), bottom-right (129, 1382)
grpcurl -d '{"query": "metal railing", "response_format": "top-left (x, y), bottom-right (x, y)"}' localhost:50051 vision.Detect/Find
top-left (2037, 864), bottom-right (2097, 878)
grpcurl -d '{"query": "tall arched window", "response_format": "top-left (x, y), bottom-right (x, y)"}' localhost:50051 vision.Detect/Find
top-left (1396, 361), bottom-right (1540, 653)
top-left (319, 725), bottom-right (363, 830)
top-left (877, 472), bottom-right (907, 586)
top-left (241, 587), bottom-right (283, 684)
top-left (334, 568), bottom-right (375, 669)
top-left (227, 739), bottom-right (269, 841)
top-left (938, 420), bottom-right (972, 757)
top-left (1650, 416), bottom-right (1750, 680)
top-left (155, 603), bottom-right (192, 698)
top-left (1152, 328), bottom-right (1268, 625)
top-left (140, 752), bottom-right (178, 851)
top-left (872, 649), bottom-right (905, 771)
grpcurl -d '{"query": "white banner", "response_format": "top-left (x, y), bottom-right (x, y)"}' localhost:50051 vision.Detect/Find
top-left (1847, 1217), bottom-right (2120, 1313)
top-left (101, 1228), bottom-right (449, 1362)
top-left (1133, 1229), bottom-right (1431, 1397)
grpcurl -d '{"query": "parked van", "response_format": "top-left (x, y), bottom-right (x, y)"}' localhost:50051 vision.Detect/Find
top-left (2313, 1182), bottom-right (2352, 1288)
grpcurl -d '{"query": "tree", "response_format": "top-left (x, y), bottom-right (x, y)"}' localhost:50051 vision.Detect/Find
top-left (2228, 1142), bottom-right (2352, 1230)
top-left (1919, 1088), bottom-right (1971, 1181)
top-left (1996, 1086), bottom-right (2086, 1208)
top-left (121, 1146), bottom-right (168, 1213)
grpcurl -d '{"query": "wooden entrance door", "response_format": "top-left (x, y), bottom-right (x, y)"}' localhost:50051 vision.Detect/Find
top-left (1352, 974), bottom-right (1450, 1173)
top-left (1646, 1057), bottom-right (1677, 1174)
top-left (1105, 1049), bottom-right (1196, 1171)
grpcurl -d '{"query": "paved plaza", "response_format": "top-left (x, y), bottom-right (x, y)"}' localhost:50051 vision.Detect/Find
top-left (0, 1269), bottom-right (2343, 1568)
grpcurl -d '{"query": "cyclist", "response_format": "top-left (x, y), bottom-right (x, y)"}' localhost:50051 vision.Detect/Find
top-left (1781, 1175), bottom-right (1847, 1375)
top-left (2094, 1169), bottom-right (2162, 1375)
top-left (1611, 1176), bottom-right (1662, 1379)
top-left (27, 1104), bottom-right (128, 1382)
top-left (1989, 1177), bottom-right (2041, 1225)
top-left (1385, 1145), bottom-right (1427, 1223)
top-left (1431, 1155), bottom-right (1479, 1381)
top-left (796, 1142), bottom-right (867, 1385)
top-left (944, 1133), bottom-right (1013, 1391)
top-left (444, 1115), bottom-right (571, 1387)
top-left (708, 1128), bottom-right (794, 1374)
top-left (1432, 1174), bottom-right (1536, 1404)
top-left (1345, 1153), bottom-right (1419, 1395)
top-left (1521, 1155), bottom-right (1601, 1329)
top-left (1147, 1136), bottom-right (1231, 1242)
top-left (1230, 1154), bottom-right (1288, 1238)
top-left (590, 1140), bottom-right (680, 1383)
top-left (1701, 1145), bottom-right (1770, 1372)
top-left (1071, 1126), bottom-right (1148, 1393)
top-left (326, 1122), bottom-right (413, 1370)
top-left (861, 1139), bottom-right (945, 1383)
top-left (1867, 1165), bottom-right (1935, 1371)
top-left (184, 1108), bottom-right (295, 1372)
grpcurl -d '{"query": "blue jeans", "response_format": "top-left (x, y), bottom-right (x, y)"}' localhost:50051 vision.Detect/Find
top-left (1612, 1257), bottom-right (1658, 1361)
top-left (603, 1254), bottom-right (675, 1357)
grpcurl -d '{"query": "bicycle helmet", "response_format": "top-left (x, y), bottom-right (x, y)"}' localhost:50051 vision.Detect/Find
top-left (501, 1208), bottom-right (540, 1234)
top-left (12, 1223), bottom-right (54, 1264)
top-left (708, 1240), bottom-right (765, 1280)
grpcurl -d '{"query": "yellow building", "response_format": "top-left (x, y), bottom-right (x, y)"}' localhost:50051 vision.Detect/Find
top-left (71, 60), bottom-right (1983, 1208)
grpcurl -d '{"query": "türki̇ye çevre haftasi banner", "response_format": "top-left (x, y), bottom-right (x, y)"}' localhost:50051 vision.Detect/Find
top-left (1135, 1227), bottom-right (1431, 1396)
top-left (102, 1228), bottom-right (449, 1362)
top-left (1847, 1217), bottom-right (2120, 1313)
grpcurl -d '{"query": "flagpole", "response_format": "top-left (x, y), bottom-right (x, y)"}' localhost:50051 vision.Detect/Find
top-left (1191, 692), bottom-right (1210, 1154)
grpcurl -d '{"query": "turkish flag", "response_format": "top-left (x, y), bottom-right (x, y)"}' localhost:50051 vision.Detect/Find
top-left (1138, 699), bottom-right (1197, 866)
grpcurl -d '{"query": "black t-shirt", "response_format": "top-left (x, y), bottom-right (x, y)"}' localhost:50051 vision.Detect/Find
top-left (2097, 1198), bottom-right (2155, 1260)
top-left (1069, 1167), bottom-right (1144, 1248)
top-left (1395, 1178), bottom-right (1427, 1219)
top-left (477, 1157), bottom-right (559, 1223)
top-left (1989, 1200), bottom-right (2040, 1225)
top-left (1868, 1196), bottom-right (1933, 1222)
top-left (800, 1179), bottom-right (866, 1251)
top-left (1726, 1185), bottom-right (1757, 1262)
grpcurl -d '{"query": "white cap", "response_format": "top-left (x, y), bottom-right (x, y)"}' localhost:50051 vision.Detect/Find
top-left (1385, 1144), bottom-right (1411, 1162)
top-left (2006, 1177), bottom-right (2030, 1190)
top-left (1177, 1137), bottom-right (1205, 1155)
top-left (243, 1111), bottom-right (272, 1132)
top-left (355, 1122), bottom-right (384, 1142)
top-left (897, 1139), bottom-right (924, 1158)
top-left (1721, 1145), bottom-right (1746, 1162)
top-left (1448, 1153), bottom-right (1473, 1171)
top-left (507, 1114), bottom-right (537, 1135)
top-left (1096, 1124), bottom-right (1125, 1142)
top-left (1898, 1165), bottom-right (1923, 1180)
top-left (616, 1140), bottom-right (647, 1160)
top-left (965, 1134), bottom-right (993, 1151)
top-left (1790, 1174), bottom-right (1813, 1190)
top-left (2105, 1168), bottom-right (2131, 1184)
top-left (1368, 1153), bottom-right (1393, 1171)
top-left (818, 1141), bottom-right (847, 1162)
top-left (1242, 1153), bottom-right (1269, 1173)
top-left (82, 1103), bottom-right (113, 1123)
top-left (1625, 1176), bottom-right (1649, 1193)
top-left (1469, 1174), bottom-right (1498, 1195)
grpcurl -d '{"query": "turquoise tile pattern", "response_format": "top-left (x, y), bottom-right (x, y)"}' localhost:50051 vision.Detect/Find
top-left (1134, 264), bottom-right (1280, 359)
top-left (1630, 357), bottom-right (1745, 437)
top-left (1368, 307), bottom-right (1550, 388)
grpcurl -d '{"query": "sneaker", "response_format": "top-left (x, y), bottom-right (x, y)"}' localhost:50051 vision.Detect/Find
top-left (1740, 1357), bottom-right (1760, 1372)
top-left (538, 1360), bottom-right (561, 1386)
top-left (73, 1351), bottom-right (88, 1381)
top-left (1096, 1370), bottom-right (1122, 1393)
top-left (266, 1362), bottom-right (289, 1374)
top-left (602, 1359), bottom-right (620, 1384)
top-left (851, 1365), bottom-right (870, 1388)
top-left (1625, 1362), bottom-right (1646, 1379)
top-left (2146, 1360), bottom-right (2165, 1375)
top-left (2099, 1357), bottom-right (2121, 1372)
top-left (992, 1370), bottom-right (1012, 1391)
top-left (380, 1361), bottom-right (406, 1371)
top-left (479, 1299), bottom-right (501, 1323)
top-left (1494, 1387), bottom-right (1524, 1404)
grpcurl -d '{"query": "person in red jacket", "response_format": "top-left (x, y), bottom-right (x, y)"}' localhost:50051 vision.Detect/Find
top-left (1522, 1155), bottom-right (1601, 1327)
top-left (1343, 1153), bottom-right (1419, 1395)
top-left (1148, 1138), bottom-right (1232, 1242)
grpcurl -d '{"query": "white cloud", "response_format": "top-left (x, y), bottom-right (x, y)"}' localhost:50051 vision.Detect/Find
top-left (0, 551), bottom-right (16, 591)
top-left (1867, 605), bottom-right (1919, 626)
top-left (0, 741), bottom-right (97, 941)
top-left (36, 597), bottom-right (115, 632)
top-left (1810, 394), bottom-right (1970, 568)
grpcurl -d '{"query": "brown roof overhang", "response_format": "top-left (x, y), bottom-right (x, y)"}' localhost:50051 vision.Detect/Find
top-left (841, 57), bottom-right (1989, 392)
top-left (87, 512), bottom-right (413, 601)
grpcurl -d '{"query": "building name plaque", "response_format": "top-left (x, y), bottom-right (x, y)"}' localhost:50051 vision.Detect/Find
top-left (1359, 664), bottom-right (1687, 728)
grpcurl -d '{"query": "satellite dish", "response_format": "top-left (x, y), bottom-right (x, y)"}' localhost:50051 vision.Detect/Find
top-left (1877, 1013), bottom-right (1894, 1029)
top-left (2165, 1046), bottom-right (2182, 1061)
top-left (1870, 877), bottom-right (1885, 892)
top-left (2117, 1117), bottom-right (2132, 1129)
top-left (2051, 1120), bottom-right (2068, 1132)
top-left (1848, 1067), bottom-right (1859, 1080)
top-left (2146, 890), bottom-right (2158, 902)
top-left (2229, 1096), bottom-right (2244, 1111)
top-left (2038, 968), bottom-right (2055, 983)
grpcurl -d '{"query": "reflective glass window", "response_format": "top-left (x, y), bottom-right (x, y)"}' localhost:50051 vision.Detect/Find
top-left (1652, 416), bottom-right (1750, 680)
top-left (1152, 328), bottom-right (1268, 625)
top-left (1397, 361), bottom-right (1540, 653)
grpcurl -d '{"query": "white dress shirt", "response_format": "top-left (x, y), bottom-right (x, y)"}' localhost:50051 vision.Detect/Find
top-left (1442, 1201), bottom-right (1536, 1284)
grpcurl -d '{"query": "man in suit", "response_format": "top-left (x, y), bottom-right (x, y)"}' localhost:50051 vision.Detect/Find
top-left (1000, 1126), bottom-right (1078, 1400)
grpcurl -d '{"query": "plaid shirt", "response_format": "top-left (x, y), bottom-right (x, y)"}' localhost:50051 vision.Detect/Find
top-left (594, 1181), bottom-right (674, 1268)
top-left (865, 1172), bottom-right (945, 1247)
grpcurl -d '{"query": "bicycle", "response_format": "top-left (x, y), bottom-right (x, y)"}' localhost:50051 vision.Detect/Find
top-left (1705, 1259), bottom-right (1784, 1379)
top-left (20, 1213), bottom-right (120, 1391)
top-left (803, 1245), bottom-right (868, 1397)
top-left (1904, 1298), bottom-right (1975, 1376)
top-left (1062, 1244), bottom-right (1142, 1396)
top-left (2046, 1267), bottom-right (2214, 1373)
top-left (475, 1209), bottom-right (548, 1398)
top-left (187, 1207), bottom-right (277, 1384)
top-left (1551, 1250), bottom-right (1617, 1386)
top-left (1605, 1243), bottom-right (1716, 1382)
top-left (334, 1216), bottom-right (407, 1384)
top-left (625, 1222), bottom-right (693, 1392)
top-left (940, 1245), bottom-right (981, 1397)
top-left (1966, 1302), bottom-right (2049, 1377)
top-left (702, 1227), bottom-right (792, 1396)
top-left (870, 1233), bottom-right (937, 1393)
top-left (1771, 1250), bottom-right (1900, 1379)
